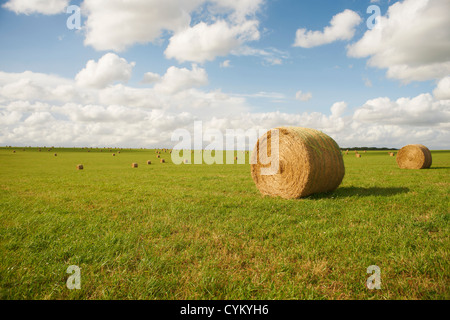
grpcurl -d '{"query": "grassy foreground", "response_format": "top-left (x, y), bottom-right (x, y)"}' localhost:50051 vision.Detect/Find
top-left (0, 147), bottom-right (448, 299)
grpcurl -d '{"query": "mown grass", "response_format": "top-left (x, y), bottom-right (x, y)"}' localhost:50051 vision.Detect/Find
top-left (0, 147), bottom-right (448, 299)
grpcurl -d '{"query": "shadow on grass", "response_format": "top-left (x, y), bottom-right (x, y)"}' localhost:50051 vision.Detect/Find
top-left (309, 186), bottom-right (410, 199)
top-left (428, 167), bottom-right (449, 170)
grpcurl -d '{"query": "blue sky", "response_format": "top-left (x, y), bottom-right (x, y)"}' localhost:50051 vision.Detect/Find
top-left (0, 0), bottom-right (449, 149)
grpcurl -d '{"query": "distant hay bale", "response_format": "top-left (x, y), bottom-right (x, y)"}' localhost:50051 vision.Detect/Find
top-left (54, 153), bottom-right (57, 156)
top-left (389, 152), bottom-right (395, 157)
top-left (160, 159), bottom-right (165, 163)
top-left (235, 156), bottom-right (238, 161)
top-left (356, 154), bottom-right (361, 158)
top-left (131, 163), bottom-right (138, 168)
top-left (157, 155), bottom-right (160, 158)
top-left (147, 160), bottom-right (151, 165)
top-left (76, 164), bottom-right (83, 170)
top-left (183, 159), bottom-right (189, 164)
top-left (118, 151), bottom-right (121, 154)
top-left (112, 153), bottom-right (115, 156)
top-left (12, 150), bottom-right (15, 153)
top-left (397, 144), bottom-right (432, 169)
top-left (250, 127), bottom-right (345, 199)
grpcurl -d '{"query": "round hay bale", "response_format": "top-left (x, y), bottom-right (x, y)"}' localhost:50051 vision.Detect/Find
top-left (76, 164), bottom-right (84, 170)
top-left (54, 153), bottom-right (57, 156)
top-left (356, 154), bottom-right (361, 158)
top-left (389, 152), bottom-right (395, 157)
top-left (160, 159), bottom-right (165, 163)
top-left (12, 150), bottom-right (16, 153)
top-left (112, 153), bottom-right (115, 156)
top-left (250, 127), bottom-right (345, 199)
top-left (396, 144), bottom-right (432, 169)
top-left (147, 160), bottom-right (151, 165)
top-left (132, 163), bottom-right (138, 168)
top-left (157, 155), bottom-right (160, 158)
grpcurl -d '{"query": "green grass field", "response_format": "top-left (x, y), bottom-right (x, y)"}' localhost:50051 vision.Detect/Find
top-left (0, 147), bottom-right (448, 299)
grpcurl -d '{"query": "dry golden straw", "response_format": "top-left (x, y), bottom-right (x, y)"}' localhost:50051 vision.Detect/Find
top-left (396, 144), bottom-right (432, 169)
top-left (250, 127), bottom-right (345, 199)
top-left (356, 154), bottom-right (361, 158)
top-left (131, 163), bottom-right (138, 168)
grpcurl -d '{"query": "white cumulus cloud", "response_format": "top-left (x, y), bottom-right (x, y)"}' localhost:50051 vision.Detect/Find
top-left (165, 20), bottom-right (260, 63)
top-left (75, 53), bottom-right (135, 89)
top-left (293, 9), bottom-right (362, 48)
top-left (433, 77), bottom-right (450, 100)
top-left (2, 0), bottom-right (69, 15)
top-left (347, 0), bottom-right (450, 82)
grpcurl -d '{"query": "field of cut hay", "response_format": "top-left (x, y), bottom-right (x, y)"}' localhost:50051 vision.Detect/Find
top-left (0, 147), bottom-right (449, 299)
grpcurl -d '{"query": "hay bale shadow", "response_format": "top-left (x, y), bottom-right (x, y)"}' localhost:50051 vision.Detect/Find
top-left (308, 186), bottom-right (410, 199)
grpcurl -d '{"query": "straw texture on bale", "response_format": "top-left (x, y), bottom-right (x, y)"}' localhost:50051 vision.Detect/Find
top-left (76, 164), bottom-right (83, 170)
top-left (396, 144), bottom-right (432, 169)
top-left (250, 127), bottom-right (345, 199)
top-left (131, 163), bottom-right (138, 168)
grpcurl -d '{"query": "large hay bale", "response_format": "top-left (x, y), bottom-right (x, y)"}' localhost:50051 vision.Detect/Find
top-left (396, 144), bottom-right (432, 169)
top-left (250, 127), bottom-right (345, 199)
top-left (132, 163), bottom-right (138, 168)
top-left (76, 164), bottom-right (83, 170)
top-left (112, 153), bottom-right (115, 156)
top-left (147, 160), bottom-right (151, 165)
top-left (160, 159), bottom-right (165, 163)
top-left (356, 154), bottom-right (361, 158)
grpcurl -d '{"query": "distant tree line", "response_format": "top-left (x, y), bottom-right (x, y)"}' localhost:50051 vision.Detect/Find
top-left (340, 147), bottom-right (398, 151)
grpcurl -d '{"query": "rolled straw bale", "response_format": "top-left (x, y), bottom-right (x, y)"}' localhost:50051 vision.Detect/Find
top-left (389, 152), bottom-right (395, 157)
top-left (147, 160), bottom-right (151, 165)
top-left (356, 154), bottom-right (361, 158)
top-left (132, 163), bottom-right (138, 168)
top-left (396, 144), bottom-right (432, 169)
top-left (54, 153), bottom-right (57, 156)
top-left (160, 159), bottom-right (165, 163)
top-left (112, 153), bottom-right (115, 156)
top-left (76, 164), bottom-right (84, 170)
top-left (157, 155), bottom-right (160, 158)
top-left (250, 127), bottom-right (345, 199)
